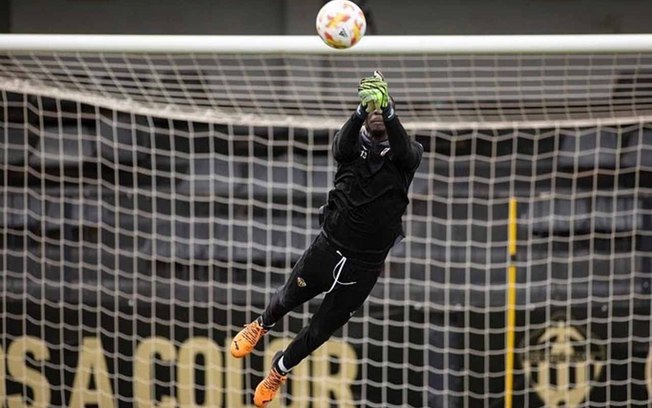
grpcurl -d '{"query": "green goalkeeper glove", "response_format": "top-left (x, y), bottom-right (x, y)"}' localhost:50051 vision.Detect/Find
top-left (358, 71), bottom-right (389, 112)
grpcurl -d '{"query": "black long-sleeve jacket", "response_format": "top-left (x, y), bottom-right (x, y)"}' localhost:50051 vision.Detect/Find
top-left (321, 112), bottom-right (423, 265)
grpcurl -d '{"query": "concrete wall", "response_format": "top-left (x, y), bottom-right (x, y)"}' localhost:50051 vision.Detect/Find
top-left (7, 0), bottom-right (652, 35)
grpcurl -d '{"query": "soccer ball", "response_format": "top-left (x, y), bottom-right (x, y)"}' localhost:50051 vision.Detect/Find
top-left (315, 0), bottom-right (367, 49)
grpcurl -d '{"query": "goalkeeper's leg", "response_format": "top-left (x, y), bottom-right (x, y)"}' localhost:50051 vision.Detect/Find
top-left (254, 261), bottom-right (381, 407)
top-left (230, 233), bottom-right (339, 358)
top-left (280, 262), bottom-right (380, 369)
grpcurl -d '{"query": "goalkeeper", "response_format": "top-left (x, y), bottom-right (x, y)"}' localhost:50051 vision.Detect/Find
top-left (230, 71), bottom-right (423, 408)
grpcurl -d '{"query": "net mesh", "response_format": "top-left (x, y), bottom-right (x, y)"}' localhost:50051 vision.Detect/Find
top-left (1, 47), bottom-right (651, 407)
top-left (3, 52), bottom-right (652, 126)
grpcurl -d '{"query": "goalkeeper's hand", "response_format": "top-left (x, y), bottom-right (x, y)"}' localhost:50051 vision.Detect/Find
top-left (358, 70), bottom-right (389, 113)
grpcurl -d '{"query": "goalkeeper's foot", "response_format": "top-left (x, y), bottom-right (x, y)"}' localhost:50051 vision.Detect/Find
top-left (230, 317), bottom-right (268, 358)
top-left (254, 351), bottom-right (287, 408)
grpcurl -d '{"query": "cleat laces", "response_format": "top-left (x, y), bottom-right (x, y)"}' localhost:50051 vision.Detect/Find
top-left (241, 321), bottom-right (266, 344)
top-left (261, 368), bottom-right (287, 392)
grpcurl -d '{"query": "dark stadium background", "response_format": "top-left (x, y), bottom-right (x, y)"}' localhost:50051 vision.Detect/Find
top-left (3, 0), bottom-right (652, 36)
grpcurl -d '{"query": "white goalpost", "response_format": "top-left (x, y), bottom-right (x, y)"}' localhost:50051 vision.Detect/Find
top-left (1, 34), bottom-right (652, 408)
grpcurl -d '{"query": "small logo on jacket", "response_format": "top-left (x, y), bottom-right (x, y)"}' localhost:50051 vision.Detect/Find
top-left (296, 277), bottom-right (307, 287)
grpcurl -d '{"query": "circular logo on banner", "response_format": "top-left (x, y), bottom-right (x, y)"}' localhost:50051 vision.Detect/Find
top-left (520, 318), bottom-right (605, 408)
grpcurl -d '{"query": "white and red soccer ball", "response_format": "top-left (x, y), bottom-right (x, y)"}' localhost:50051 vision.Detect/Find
top-left (316, 0), bottom-right (367, 49)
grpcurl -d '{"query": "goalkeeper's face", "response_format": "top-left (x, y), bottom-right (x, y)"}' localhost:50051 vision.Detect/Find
top-left (365, 110), bottom-right (387, 141)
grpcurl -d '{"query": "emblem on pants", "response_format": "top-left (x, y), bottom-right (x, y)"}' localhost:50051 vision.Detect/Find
top-left (296, 277), bottom-right (307, 287)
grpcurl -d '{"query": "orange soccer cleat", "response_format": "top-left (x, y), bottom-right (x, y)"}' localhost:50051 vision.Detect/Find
top-left (254, 353), bottom-right (287, 408)
top-left (230, 317), bottom-right (268, 358)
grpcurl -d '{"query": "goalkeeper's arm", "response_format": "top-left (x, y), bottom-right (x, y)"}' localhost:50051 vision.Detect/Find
top-left (332, 109), bottom-right (365, 163)
top-left (363, 71), bottom-right (422, 170)
top-left (332, 78), bottom-right (376, 163)
top-left (383, 100), bottom-right (423, 170)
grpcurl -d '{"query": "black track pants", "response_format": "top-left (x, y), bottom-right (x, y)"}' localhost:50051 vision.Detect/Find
top-left (262, 233), bottom-right (382, 369)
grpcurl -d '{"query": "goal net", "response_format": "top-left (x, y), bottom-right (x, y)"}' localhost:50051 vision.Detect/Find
top-left (1, 34), bottom-right (651, 408)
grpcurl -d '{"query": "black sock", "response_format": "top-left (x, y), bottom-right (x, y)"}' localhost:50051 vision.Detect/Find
top-left (257, 316), bottom-right (275, 330)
